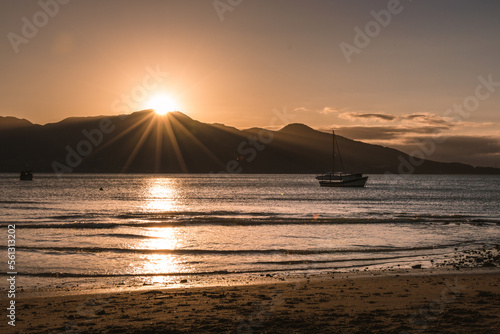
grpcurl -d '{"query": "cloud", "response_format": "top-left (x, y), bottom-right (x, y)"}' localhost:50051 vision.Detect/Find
top-left (338, 112), bottom-right (397, 122)
top-left (402, 135), bottom-right (500, 156)
top-left (453, 121), bottom-right (495, 129)
top-left (318, 120), bottom-right (500, 167)
top-left (400, 113), bottom-right (451, 126)
top-left (392, 135), bottom-right (500, 168)
top-left (319, 107), bottom-right (342, 114)
top-left (339, 112), bottom-right (453, 126)
top-left (294, 106), bottom-right (345, 115)
top-left (333, 125), bottom-right (450, 140)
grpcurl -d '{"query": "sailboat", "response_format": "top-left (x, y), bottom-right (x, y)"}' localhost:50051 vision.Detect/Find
top-left (20, 169), bottom-right (33, 181)
top-left (316, 131), bottom-right (368, 187)
top-left (20, 162), bottom-right (33, 181)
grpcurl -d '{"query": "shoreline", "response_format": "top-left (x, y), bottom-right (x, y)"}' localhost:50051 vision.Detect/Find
top-left (6, 267), bottom-right (500, 333)
top-left (3, 172), bottom-right (500, 175)
top-left (13, 266), bottom-right (500, 298)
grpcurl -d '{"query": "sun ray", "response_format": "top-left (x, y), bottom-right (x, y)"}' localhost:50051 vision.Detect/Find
top-left (167, 113), bottom-right (226, 169)
top-left (122, 115), bottom-right (158, 172)
top-left (155, 117), bottom-right (164, 172)
top-left (90, 112), bottom-right (154, 154)
top-left (77, 109), bottom-right (234, 173)
top-left (163, 117), bottom-right (187, 172)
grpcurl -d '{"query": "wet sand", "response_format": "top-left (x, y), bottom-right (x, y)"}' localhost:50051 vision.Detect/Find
top-left (5, 268), bottom-right (500, 333)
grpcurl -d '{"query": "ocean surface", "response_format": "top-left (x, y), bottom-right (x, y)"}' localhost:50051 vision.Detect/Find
top-left (1, 174), bottom-right (499, 290)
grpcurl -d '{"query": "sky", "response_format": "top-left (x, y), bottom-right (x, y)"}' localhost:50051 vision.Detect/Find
top-left (1, 0), bottom-right (499, 167)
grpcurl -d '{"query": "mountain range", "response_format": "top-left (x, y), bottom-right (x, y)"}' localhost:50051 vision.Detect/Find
top-left (0, 111), bottom-right (499, 174)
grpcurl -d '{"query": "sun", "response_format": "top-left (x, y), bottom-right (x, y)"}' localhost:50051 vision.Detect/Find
top-left (146, 94), bottom-right (179, 115)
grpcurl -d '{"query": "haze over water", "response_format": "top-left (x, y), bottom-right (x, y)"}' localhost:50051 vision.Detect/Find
top-left (1, 174), bottom-right (499, 290)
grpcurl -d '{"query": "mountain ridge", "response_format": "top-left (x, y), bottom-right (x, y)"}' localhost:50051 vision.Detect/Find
top-left (0, 111), bottom-right (498, 174)
top-left (0, 116), bottom-right (35, 130)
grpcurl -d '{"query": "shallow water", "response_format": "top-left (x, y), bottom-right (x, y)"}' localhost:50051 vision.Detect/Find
top-left (1, 174), bottom-right (499, 290)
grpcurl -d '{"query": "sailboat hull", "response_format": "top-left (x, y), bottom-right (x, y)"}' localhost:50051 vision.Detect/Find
top-left (20, 170), bottom-right (33, 181)
top-left (319, 176), bottom-right (368, 187)
top-left (316, 173), bottom-right (364, 181)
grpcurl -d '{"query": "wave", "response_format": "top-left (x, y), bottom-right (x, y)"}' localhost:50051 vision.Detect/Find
top-left (5, 215), bottom-right (498, 229)
top-left (0, 255), bottom-right (448, 278)
top-left (252, 253), bottom-right (438, 266)
top-left (4, 243), bottom-right (462, 255)
top-left (49, 213), bottom-right (102, 220)
top-left (3, 271), bottom-right (232, 278)
top-left (94, 233), bottom-right (163, 239)
top-left (115, 210), bottom-right (279, 219)
top-left (0, 261), bottom-right (412, 278)
top-left (0, 200), bottom-right (48, 204)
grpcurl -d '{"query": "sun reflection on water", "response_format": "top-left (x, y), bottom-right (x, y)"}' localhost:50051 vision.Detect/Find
top-left (142, 178), bottom-right (180, 212)
top-left (135, 228), bottom-right (188, 284)
top-left (135, 179), bottom-right (189, 283)
top-left (141, 227), bottom-right (179, 250)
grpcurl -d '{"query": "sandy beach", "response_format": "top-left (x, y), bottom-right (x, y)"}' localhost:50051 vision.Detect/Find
top-left (3, 268), bottom-right (498, 334)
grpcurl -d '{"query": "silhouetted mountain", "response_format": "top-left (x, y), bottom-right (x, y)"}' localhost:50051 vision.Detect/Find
top-left (0, 116), bottom-right (35, 130)
top-left (279, 123), bottom-right (317, 135)
top-left (0, 111), bottom-right (499, 174)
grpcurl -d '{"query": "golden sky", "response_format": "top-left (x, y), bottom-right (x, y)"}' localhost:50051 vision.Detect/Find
top-left (1, 0), bottom-right (499, 167)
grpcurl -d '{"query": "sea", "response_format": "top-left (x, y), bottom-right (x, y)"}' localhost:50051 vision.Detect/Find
top-left (1, 174), bottom-right (499, 291)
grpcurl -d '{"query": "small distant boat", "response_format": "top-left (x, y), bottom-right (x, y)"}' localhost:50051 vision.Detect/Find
top-left (317, 131), bottom-right (368, 187)
top-left (20, 169), bottom-right (33, 181)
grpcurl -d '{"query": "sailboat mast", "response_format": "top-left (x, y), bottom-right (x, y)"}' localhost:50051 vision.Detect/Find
top-left (332, 130), bottom-right (335, 173)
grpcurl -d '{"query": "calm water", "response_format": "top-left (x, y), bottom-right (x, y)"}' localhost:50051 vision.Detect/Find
top-left (1, 174), bottom-right (499, 290)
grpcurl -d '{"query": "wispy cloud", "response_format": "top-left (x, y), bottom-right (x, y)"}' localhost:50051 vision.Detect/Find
top-left (313, 106), bottom-right (499, 167)
top-left (333, 125), bottom-right (450, 140)
top-left (338, 112), bottom-right (397, 122)
top-left (453, 121), bottom-right (495, 129)
top-left (339, 112), bottom-right (452, 126)
top-left (294, 106), bottom-right (346, 115)
top-left (400, 113), bottom-right (451, 126)
top-left (393, 135), bottom-right (500, 168)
